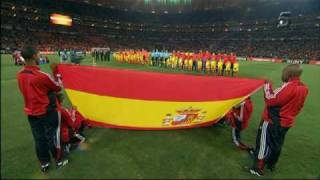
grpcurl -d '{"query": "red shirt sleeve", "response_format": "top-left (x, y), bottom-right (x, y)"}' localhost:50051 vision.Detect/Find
top-left (41, 72), bottom-right (61, 92)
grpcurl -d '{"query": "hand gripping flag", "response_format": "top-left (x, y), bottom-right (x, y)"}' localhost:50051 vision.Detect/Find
top-left (57, 64), bottom-right (264, 130)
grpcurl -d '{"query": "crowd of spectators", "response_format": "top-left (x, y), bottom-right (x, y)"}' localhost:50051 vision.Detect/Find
top-left (2, 28), bottom-right (319, 60)
top-left (1, 0), bottom-right (319, 60)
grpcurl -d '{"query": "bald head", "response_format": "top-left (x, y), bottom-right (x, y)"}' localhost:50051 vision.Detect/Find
top-left (281, 64), bottom-right (303, 82)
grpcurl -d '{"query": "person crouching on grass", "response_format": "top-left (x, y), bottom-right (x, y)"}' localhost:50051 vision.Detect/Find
top-left (17, 46), bottom-right (69, 173)
top-left (56, 93), bottom-right (89, 155)
top-left (221, 97), bottom-right (254, 153)
top-left (249, 64), bottom-right (308, 177)
top-left (230, 97), bottom-right (254, 153)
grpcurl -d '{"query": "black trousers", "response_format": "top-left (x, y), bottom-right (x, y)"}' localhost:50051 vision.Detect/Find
top-left (192, 61), bottom-right (197, 71)
top-left (222, 64), bottom-right (226, 75)
top-left (253, 120), bottom-right (289, 170)
top-left (231, 64), bottom-right (234, 76)
top-left (28, 110), bottom-right (61, 165)
top-left (202, 60), bottom-right (206, 72)
top-left (151, 57), bottom-right (155, 66)
top-left (107, 53), bottom-right (110, 61)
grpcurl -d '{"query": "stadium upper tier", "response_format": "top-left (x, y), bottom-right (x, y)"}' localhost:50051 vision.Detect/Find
top-left (1, 0), bottom-right (319, 60)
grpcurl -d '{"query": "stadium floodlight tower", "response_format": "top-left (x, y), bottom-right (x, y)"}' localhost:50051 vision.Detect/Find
top-left (277, 11), bottom-right (291, 28)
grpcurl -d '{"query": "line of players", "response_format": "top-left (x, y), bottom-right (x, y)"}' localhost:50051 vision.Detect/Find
top-left (165, 51), bottom-right (239, 76)
top-left (113, 50), bottom-right (239, 76)
top-left (113, 49), bottom-right (150, 65)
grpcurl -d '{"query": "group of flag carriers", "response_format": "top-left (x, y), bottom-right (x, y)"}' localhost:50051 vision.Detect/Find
top-left (113, 50), bottom-right (239, 76)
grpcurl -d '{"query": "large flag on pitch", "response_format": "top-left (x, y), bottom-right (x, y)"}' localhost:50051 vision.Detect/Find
top-left (57, 64), bottom-right (264, 130)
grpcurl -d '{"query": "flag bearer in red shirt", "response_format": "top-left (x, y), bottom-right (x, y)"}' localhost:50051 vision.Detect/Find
top-left (17, 46), bottom-right (68, 173)
top-left (249, 64), bottom-right (309, 176)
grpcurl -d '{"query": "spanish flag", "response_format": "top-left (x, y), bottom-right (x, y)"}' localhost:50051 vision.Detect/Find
top-left (57, 64), bottom-right (264, 130)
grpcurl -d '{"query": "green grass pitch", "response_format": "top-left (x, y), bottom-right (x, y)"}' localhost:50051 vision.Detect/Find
top-left (1, 54), bottom-right (320, 179)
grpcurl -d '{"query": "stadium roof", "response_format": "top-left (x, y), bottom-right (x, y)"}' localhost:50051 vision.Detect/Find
top-left (66, 0), bottom-right (319, 14)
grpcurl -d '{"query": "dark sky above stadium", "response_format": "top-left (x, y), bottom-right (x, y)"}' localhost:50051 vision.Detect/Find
top-left (66, 0), bottom-right (319, 14)
top-left (3, 0), bottom-right (319, 24)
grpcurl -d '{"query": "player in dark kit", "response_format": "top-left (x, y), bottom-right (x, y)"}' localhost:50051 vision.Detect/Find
top-left (17, 46), bottom-right (69, 173)
top-left (99, 50), bottom-right (104, 61)
top-left (249, 64), bottom-right (308, 176)
top-left (94, 50), bottom-right (99, 61)
top-left (106, 47), bottom-right (111, 61)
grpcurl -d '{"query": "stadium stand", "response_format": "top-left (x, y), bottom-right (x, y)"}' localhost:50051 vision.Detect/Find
top-left (1, 0), bottom-right (319, 61)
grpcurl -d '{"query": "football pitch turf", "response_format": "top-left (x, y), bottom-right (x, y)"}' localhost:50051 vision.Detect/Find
top-left (1, 54), bottom-right (320, 179)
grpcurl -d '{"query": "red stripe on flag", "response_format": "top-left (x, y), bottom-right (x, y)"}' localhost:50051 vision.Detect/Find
top-left (86, 118), bottom-right (221, 130)
top-left (58, 64), bottom-right (264, 102)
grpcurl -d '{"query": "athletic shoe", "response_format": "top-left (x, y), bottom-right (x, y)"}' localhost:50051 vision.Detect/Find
top-left (247, 148), bottom-right (255, 156)
top-left (41, 163), bottom-right (50, 173)
top-left (74, 133), bottom-right (85, 144)
top-left (65, 143), bottom-right (71, 153)
top-left (56, 159), bottom-right (69, 169)
top-left (249, 168), bottom-right (264, 177)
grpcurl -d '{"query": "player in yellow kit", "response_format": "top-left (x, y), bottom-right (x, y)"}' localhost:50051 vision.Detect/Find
top-left (113, 52), bottom-right (117, 62)
top-left (181, 54), bottom-right (186, 69)
top-left (139, 51), bottom-right (143, 64)
top-left (123, 51), bottom-right (128, 63)
top-left (197, 59), bottom-right (202, 72)
top-left (171, 55), bottom-right (175, 69)
top-left (217, 59), bottom-right (223, 76)
top-left (131, 51), bottom-right (135, 64)
top-left (127, 51), bottom-right (131, 63)
top-left (117, 52), bottom-right (121, 62)
top-left (170, 55), bottom-right (174, 68)
top-left (206, 59), bottom-right (211, 73)
top-left (122, 51), bottom-right (126, 62)
top-left (136, 51), bottom-right (139, 64)
top-left (179, 56), bottom-right (184, 69)
top-left (232, 61), bottom-right (239, 77)
top-left (211, 59), bottom-right (217, 75)
top-left (166, 55), bottom-right (172, 68)
top-left (188, 57), bottom-right (193, 71)
top-left (225, 61), bottom-right (232, 76)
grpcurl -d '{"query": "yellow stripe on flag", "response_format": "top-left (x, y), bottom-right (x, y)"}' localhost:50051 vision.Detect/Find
top-left (66, 89), bottom-right (246, 129)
